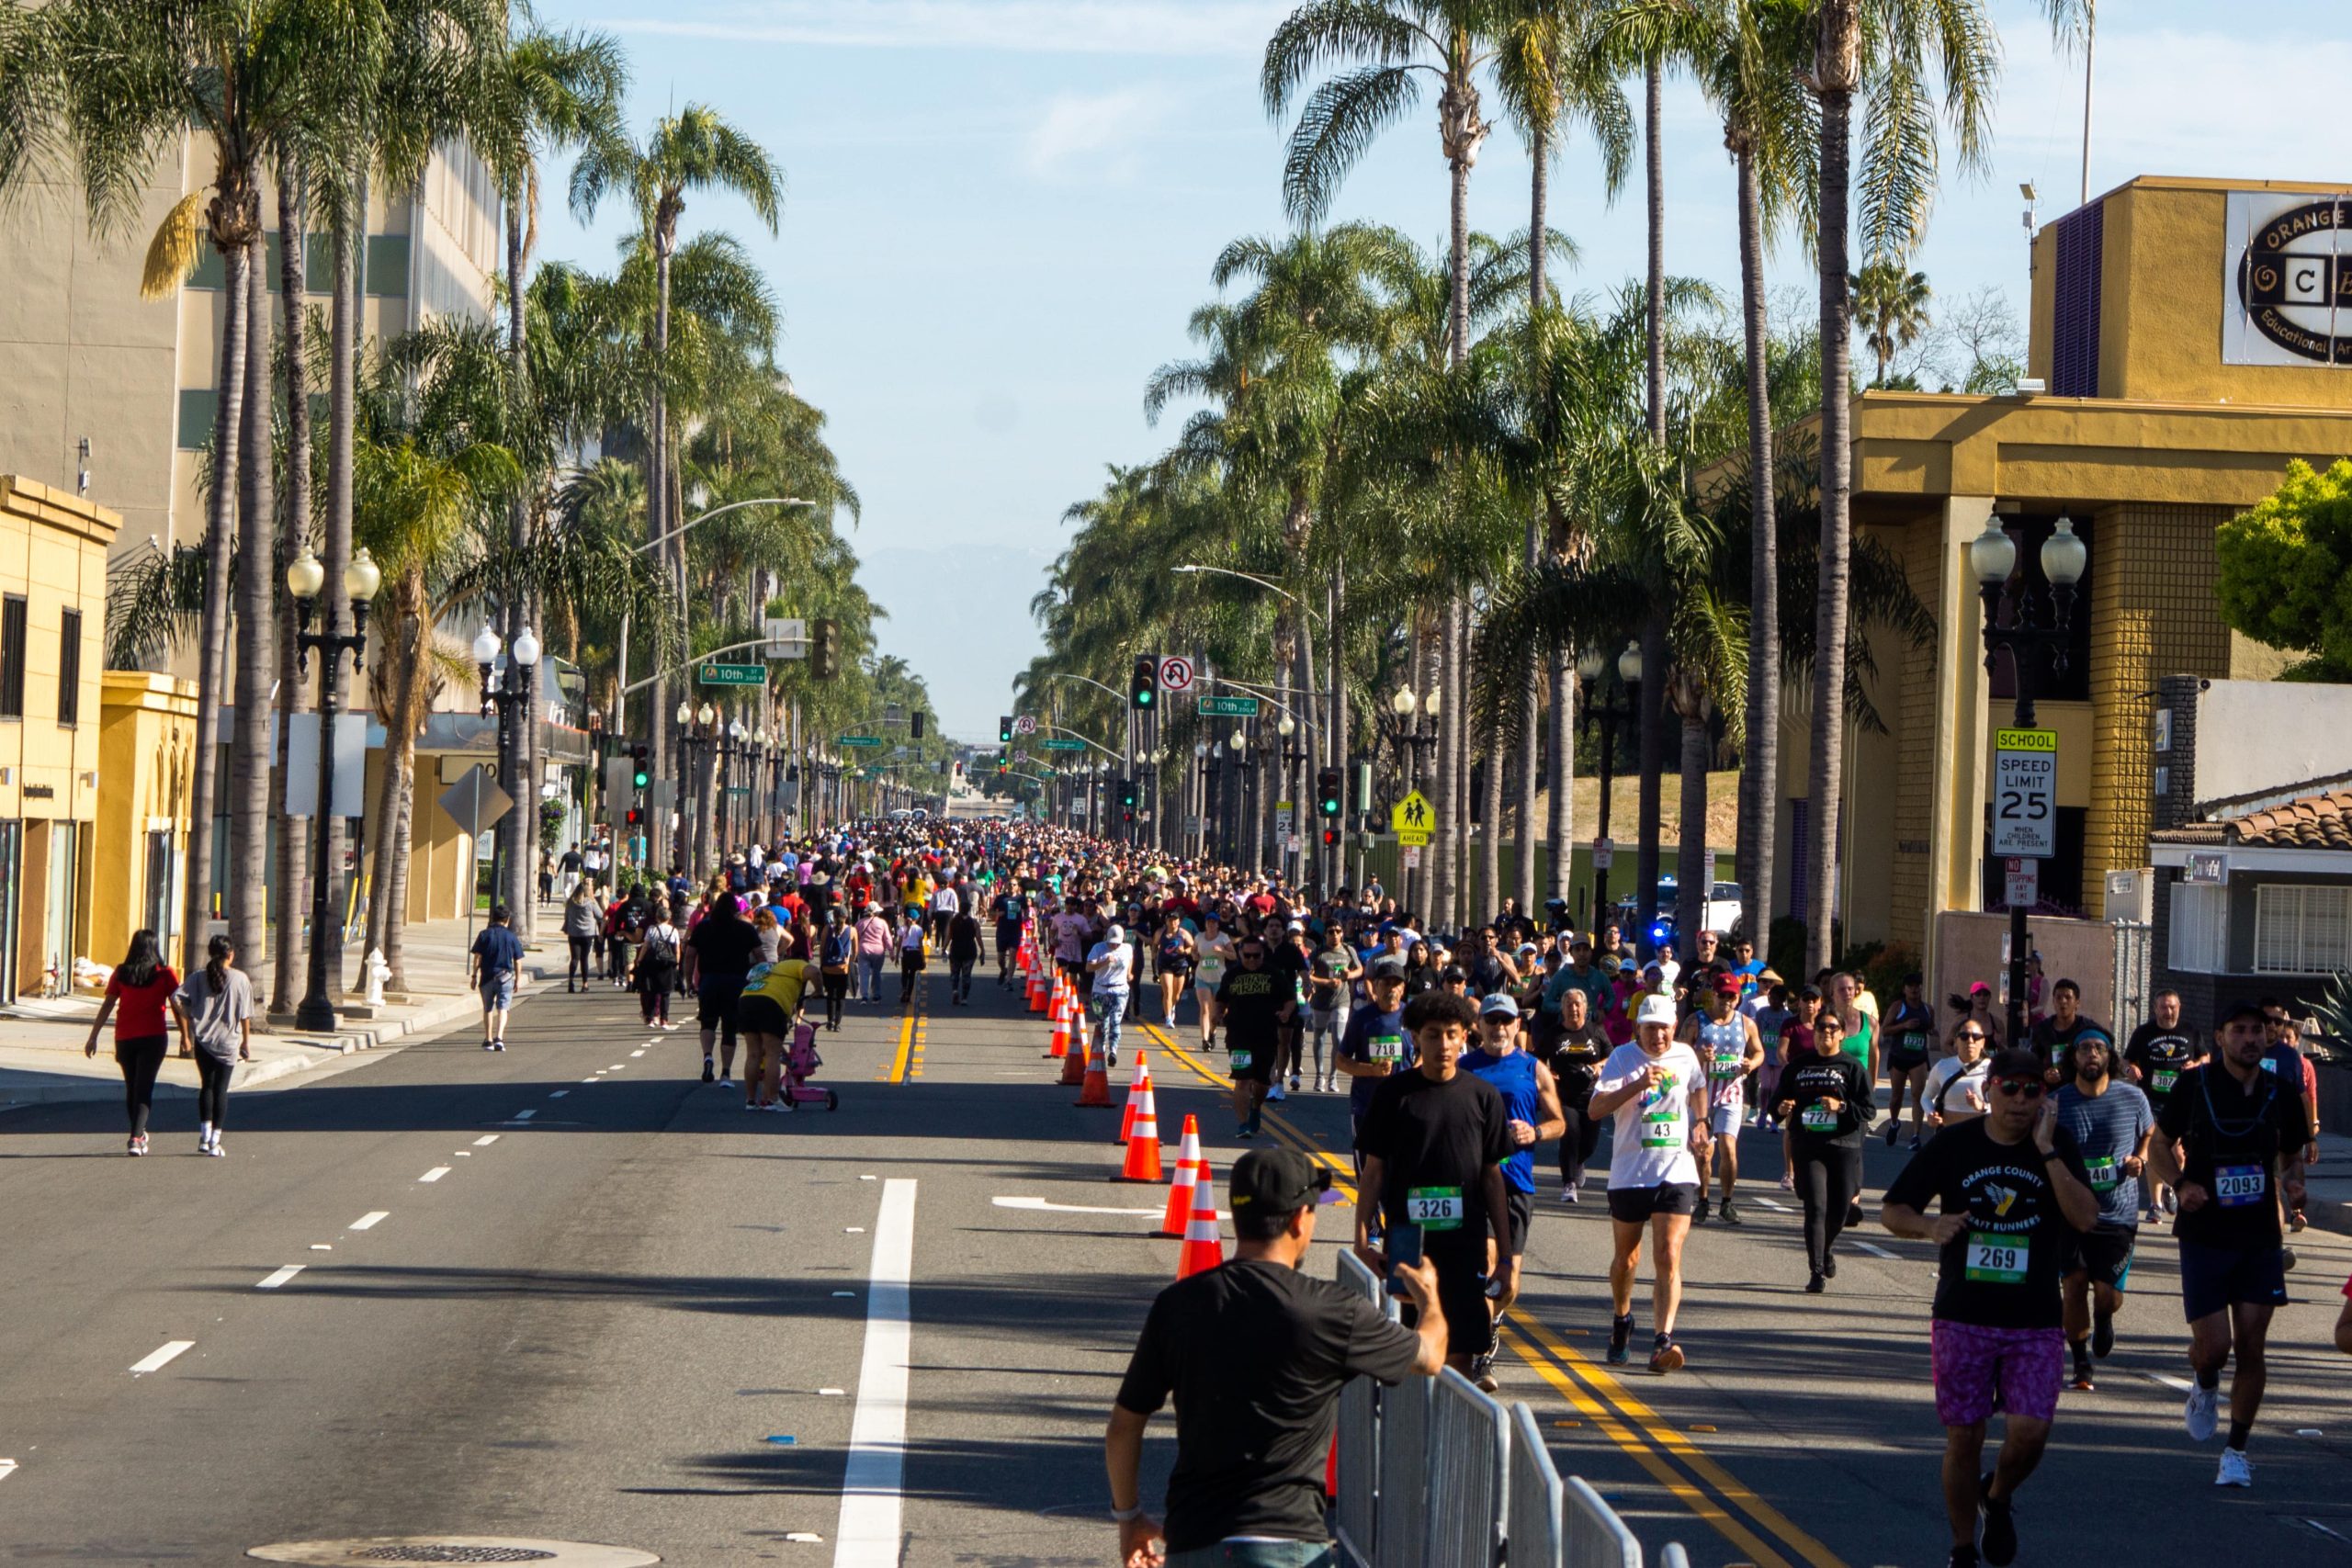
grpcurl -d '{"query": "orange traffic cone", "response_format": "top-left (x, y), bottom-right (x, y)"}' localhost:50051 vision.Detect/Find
top-left (1117, 1053), bottom-right (1151, 1142)
top-left (1027, 963), bottom-right (1047, 1014)
top-left (1060, 1013), bottom-right (1093, 1087)
top-left (1046, 984), bottom-right (1071, 1059)
top-left (1159, 1114), bottom-right (1202, 1235)
top-left (1177, 1156), bottom-right (1224, 1277)
top-left (1116, 1084), bottom-right (1164, 1182)
top-left (1076, 1033), bottom-right (1115, 1106)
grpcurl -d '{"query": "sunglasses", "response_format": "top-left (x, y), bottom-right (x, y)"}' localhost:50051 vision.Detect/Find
top-left (1956, 1030), bottom-right (1986, 1042)
top-left (1992, 1077), bottom-right (2043, 1100)
top-left (1240, 950), bottom-right (1267, 960)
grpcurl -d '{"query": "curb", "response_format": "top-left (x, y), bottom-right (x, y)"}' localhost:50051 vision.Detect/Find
top-left (0, 959), bottom-right (563, 1113)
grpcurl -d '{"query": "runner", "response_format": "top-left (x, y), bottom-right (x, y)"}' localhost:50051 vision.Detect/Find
top-left (1335, 956), bottom-right (1411, 1179)
top-left (1214, 935), bottom-right (1292, 1139)
top-left (2146, 998), bottom-right (2312, 1487)
top-left (1461, 993), bottom-right (1566, 1390)
top-left (467, 903), bottom-right (526, 1052)
top-left (1685, 974), bottom-right (1763, 1225)
top-left (1193, 914), bottom-right (1233, 1048)
top-left (2053, 1031), bottom-right (2154, 1391)
top-left (1353, 988), bottom-right (1518, 1382)
top-left (1549, 985), bottom-right (1612, 1202)
top-left (1154, 908), bottom-right (1195, 1030)
top-left (1589, 992), bottom-right (1710, 1373)
top-left (946, 902), bottom-right (983, 1006)
top-left (2030, 978), bottom-right (2102, 1084)
top-left (1306, 926), bottom-right (1361, 1093)
top-left (991, 880), bottom-right (1026, 989)
top-left (1881, 1047), bottom-right (2099, 1568)
top-left (1880, 973), bottom-right (1939, 1148)
top-left (1927, 1018), bottom-right (1994, 1130)
top-left (1087, 921), bottom-right (1135, 1069)
top-left (1774, 1013), bottom-right (1872, 1291)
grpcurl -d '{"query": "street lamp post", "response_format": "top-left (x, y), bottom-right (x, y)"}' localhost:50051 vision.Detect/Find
top-left (288, 546), bottom-right (382, 1032)
top-left (1577, 643), bottom-right (1642, 935)
top-left (1971, 514), bottom-right (2087, 1050)
top-left (473, 621), bottom-right (542, 915)
top-left (1386, 685), bottom-right (1438, 911)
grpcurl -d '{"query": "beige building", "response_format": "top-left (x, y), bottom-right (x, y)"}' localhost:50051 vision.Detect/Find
top-left (1765, 175), bottom-right (2352, 985)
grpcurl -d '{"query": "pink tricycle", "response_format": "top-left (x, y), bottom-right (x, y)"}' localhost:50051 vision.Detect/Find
top-left (786, 1021), bottom-right (839, 1111)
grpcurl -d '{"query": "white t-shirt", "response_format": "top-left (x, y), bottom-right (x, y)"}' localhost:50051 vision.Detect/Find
top-left (1088, 940), bottom-right (1135, 994)
top-left (1926, 1055), bottom-right (1988, 1120)
top-left (1597, 1041), bottom-right (1703, 1190)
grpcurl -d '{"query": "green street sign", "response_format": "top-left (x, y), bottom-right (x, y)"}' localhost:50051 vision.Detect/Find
top-left (1040, 738), bottom-right (1088, 751)
top-left (838, 734), bottom-right (884, 748)
top-left (697, 663), bottom-right (765, 686)
top-left (1198, 694), bottom-right (1259, 717)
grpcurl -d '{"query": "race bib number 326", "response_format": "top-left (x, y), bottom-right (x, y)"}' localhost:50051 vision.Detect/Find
top-left (1407, 1187), bottom-right (1464, 1231)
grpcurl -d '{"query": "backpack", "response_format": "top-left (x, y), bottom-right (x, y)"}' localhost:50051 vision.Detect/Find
top-left (822, 929), bottom-right (855, 974)
top-left (640, 923), bottom-right (678, 964)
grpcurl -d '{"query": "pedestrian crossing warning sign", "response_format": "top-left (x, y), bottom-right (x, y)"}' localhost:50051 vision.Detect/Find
top-left (1391, 790), bottom-right (1433, 846)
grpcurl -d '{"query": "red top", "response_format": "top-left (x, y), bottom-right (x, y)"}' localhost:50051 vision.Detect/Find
top-left (108, 966), bottom-right (180, 1040)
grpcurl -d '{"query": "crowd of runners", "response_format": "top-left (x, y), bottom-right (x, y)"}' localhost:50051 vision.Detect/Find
top-left (523, 814), bottom-right (2349, 1568)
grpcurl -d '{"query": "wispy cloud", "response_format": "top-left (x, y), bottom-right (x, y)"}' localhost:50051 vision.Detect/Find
top-left (1022, 86), bottom-right (1174, 183)
top-left (604, 1), bottom-right (1292, 55)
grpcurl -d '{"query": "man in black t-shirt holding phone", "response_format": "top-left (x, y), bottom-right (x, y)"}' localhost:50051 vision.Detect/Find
top-left (1108, 1148), bottom-right (1443, 1567)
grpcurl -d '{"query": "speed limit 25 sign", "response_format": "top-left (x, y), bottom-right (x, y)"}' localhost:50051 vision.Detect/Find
top-left (1992, 728), bottom-right (2057, 859)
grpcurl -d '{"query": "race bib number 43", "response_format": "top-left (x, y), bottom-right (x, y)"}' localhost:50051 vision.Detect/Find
top-left (1964, 1232), bottom-right (2029, 1284)
top-left (1641, 1110), bottom-right (1681, 1148)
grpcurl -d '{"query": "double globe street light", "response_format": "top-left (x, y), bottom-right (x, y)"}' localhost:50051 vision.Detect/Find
top-left (286, 545), bottom-right (382, 1032)
top-left (472, 620), bottom-right (541, 919)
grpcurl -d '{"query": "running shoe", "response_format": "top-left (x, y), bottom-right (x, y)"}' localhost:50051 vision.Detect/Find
top-left (2091, 1309), bottom-right (2115, 1359)
top-left (1606, 1315), bottom-right (1633, 1366)
top-left (1289, 1073), bottom-right (1302, 1092)
top-left (127, 1136), bottom-right (142, 1156)
top-left (718, 1077), bottom-right (733, 1089)
top-left (2184, 1383), bottom-right (2220, 1442)
top-left (1883, 1117), bottom-right (1900, 1145)
top-left (482, 1039), bottom-right (495, 1051)
top-left (2216, 1448), bottom-right (2254, 1488)
top-left (206, 1138), bottom-right (225, 1157)
top-left (1717, 1200), bottom-right (1741, 1226)
top-left (1805, 1270), bottom-right (1826, 1293)
top-left (1558, 1181), bottom-right (1578, 1204)
top-left (2161, 1187), bottom-right (2179, 1216)
top-left (1778, 1171), bottom-right (1795, 1191)
top-left (492, 1041), bottom-right (505, 1052)
top-left (2070, 1362), bottom-right (2094, 1393)
top-left (1236, 1126), bottom-right (1255, 1140)
top-left (1907, 1133), bottom-right (1922, 1150)
top-left (1949, 1547), bottom-right (1981, 1568)
top-left (1978, 1472), bottom-right (2018, 1566)
top-left (1822, 1255), bottom-right (1838, 1279)
top-left (1469, 1351), bottom-right (1498, 1393)
top-left (1647, 1335), bottom-right (1684, 1374)
top-left (1691, 1197), bottom-right (1712, 1224)
top-left (702, 1060), bottom-right (716, 1083)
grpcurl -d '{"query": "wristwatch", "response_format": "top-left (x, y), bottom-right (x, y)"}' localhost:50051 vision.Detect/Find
top-left (1111, 1504), bottom-right (1146, 1523)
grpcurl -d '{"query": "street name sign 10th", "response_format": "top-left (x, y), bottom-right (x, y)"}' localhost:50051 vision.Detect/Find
top-left (1198, 694), bottom-right (1259, 717)
top-left (1991, 728), bottom-right (2057, 860)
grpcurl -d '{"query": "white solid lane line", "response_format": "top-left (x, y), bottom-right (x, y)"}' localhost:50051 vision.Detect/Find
top-left (992, 1196), bottom-right (1162, 1217)
top-left (419, 1167), bottom-right (451, 1183)
top-left (257, 1265), bottom-right (305, 1290)
top-left (473, 1134), bottom-right (500, 1146)
top-left (130, 1340), bottom-right (194, 1374)
top-left (833, 1179), bottom-right (917, 1568)
top-left (350, 1212), bottom-right (389, 1231)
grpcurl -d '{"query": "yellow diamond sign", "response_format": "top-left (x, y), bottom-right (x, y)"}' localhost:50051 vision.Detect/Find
top-left (1390, 789), bottom-right (1434, 846)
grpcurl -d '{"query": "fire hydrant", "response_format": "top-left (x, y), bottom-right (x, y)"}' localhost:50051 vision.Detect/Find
top-left (363, 947), bottom-right (391, 1009)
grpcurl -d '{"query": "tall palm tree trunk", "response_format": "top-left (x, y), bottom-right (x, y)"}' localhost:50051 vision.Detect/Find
top-left (229, 231), bottom-right (277, 971)
top-left (1434, 596), bottom-right (1461, 932)
top-left (1635, 56), bottom-right (1668, 958)
top-left (1676, 694), bottom-right (1709, 948)
top-left (503, 193), bottom-right (536, 936)
top-left (1807, 13), bottom-right (1860, 975)
top-left (1329, 562), bottom-right (1346, 894)
top-left (1521, 118), bottom-right (1548, 919)
top-left (269, 168), bottom-right (312, 1016)
top-left (1481, 680), bottom-right (1504, 922)
top-left (1453, 601), bottom-right (1473, 932)
top-left (648, 240), bottom-right (673, 847)
top-left (1734, 138), bottom-right (1781, 950)
top-left (185, 237), bottom-right (249, 973)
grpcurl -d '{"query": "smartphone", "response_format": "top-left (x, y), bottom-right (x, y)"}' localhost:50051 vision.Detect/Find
top-left (1385, 1223), bottom-right (1423, 1299)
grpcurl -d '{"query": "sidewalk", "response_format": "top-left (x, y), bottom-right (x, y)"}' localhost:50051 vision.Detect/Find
top-left (0, 904), bottom-right (571, 1113)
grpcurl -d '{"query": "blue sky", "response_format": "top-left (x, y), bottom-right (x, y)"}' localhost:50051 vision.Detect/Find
top-left (536, 0), bottom-right (2352, 740)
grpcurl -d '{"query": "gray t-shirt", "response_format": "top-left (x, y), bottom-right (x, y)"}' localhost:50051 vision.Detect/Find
top-left (175, 967), bottom-right (254, 1063)
top-left (2054, 1080), bottom-right (2155, 1225)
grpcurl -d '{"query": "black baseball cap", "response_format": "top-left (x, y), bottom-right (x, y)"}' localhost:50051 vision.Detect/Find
top-left (2217, 998), bottom-right (2266, 1027)
top-left (1229, 1147), bottom-right (1339, 1213)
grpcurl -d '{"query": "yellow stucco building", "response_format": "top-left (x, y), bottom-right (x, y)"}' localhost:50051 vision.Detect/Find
top-left (1781, 175), bottom-right (2352, 979)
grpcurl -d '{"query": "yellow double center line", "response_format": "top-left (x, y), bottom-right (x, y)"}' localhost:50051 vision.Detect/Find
top-left (1137, 1021), bottom-right (1845, 1568)
top-left (884, 978), bottom-right (926, 1085)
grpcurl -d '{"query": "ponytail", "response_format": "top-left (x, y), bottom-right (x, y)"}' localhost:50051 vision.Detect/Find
top-left (206, 932), bottom-right (232, 993)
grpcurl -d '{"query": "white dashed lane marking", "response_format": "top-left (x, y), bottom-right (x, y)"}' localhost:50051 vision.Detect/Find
top-left (257, 1265), bottom-right (305, 1290)
top-left (130, 1341), bottom-right (193, 1375)
top-left (350, 1212), bottom-right (389, 1230)
top-left (419, 1167), bottom-right (451, 1183)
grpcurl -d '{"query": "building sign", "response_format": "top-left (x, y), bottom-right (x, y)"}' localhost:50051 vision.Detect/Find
top-left (2225, 191), bottom-right (2352, 366)
top-left (2186, 851), bottom-right (2228, 885)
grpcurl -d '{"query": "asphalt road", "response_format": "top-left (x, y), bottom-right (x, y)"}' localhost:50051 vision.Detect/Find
top-left (3, 962), bottom-right (2349, 1568)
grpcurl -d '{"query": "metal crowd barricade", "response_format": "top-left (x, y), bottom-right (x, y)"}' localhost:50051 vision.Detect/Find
top-left (1335, 1254), bottom-right (1677, 1568)
top-left (1334, 1250), bottom-right (1395, 1567)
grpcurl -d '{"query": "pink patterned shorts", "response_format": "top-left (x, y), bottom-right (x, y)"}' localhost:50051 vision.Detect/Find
top-left (1929, 1320), bottom-right (2063, 1427)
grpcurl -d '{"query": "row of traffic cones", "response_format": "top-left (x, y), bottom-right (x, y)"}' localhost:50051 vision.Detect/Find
top-left (1110, 1060), bottom-right (1225, 1278)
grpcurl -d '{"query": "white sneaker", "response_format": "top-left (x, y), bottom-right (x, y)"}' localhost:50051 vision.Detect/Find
top-left (206, 1138), bottom-right (225, 1157)
top-left (2184, 1384), bottom-right (2220, 1442)
top-left (1268, 1083), bottom-right (1287, 1102)
top-left (2216, 1448), bottom-right (2253, 1487)
top-left (718, 1077), bottom-right (734, 1089)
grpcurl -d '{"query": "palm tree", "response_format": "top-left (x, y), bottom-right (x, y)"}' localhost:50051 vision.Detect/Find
top-left (1802, 0), bottom-right (1995, 973)
top-left (1852, 256), bottom-right (1931, 385)
top-left (1263, 0), bottom-right (1511, 931)
top-left (571, 104), bottom-right (784, 822)
top-left (1495, 0), bottom-right (1633, 913)
top-left (481, 20), bottom-right (628, 932)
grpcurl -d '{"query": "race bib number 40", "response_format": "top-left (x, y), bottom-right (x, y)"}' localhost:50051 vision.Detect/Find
top-left (2213, 1164), bottom-right (2266, 1207)
top-left (1407, 1186), bottom-right (1464, 1231)
top-left (1964, 1232), bottom-right (2029, 1284)
top-left (2083, 1156), bottom-right (2118, 1193)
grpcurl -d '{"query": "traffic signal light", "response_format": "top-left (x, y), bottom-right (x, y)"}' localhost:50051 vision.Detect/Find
top-left (1130, 654), bottom-right (1157, 710)
top-left (910, 710), bottom-right (925, 739)
top-left (1316, 767), bottom-right (1341, 818)
top-left (1118, 776), bottom-right (1137, 808)
top-left (630, 743), bottom-right (650, 791)
top-left (625, 807), bottom-right (643, 826)
top-left (811, 617), bottom-right (839, 679)
top-left (999, 715), bottom-right (1014, 745)
top-left (1322, 827), bottom-right (1340, 847)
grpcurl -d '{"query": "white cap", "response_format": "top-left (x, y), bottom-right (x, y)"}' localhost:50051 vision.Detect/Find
top-left (1635, 994), bottom-right (1679, 1030)
top-left (1106, 923), bottom-right (1125, 943)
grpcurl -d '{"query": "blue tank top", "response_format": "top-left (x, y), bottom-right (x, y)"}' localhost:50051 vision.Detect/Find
top-left (1464, 1046), bottom-right (1540, 1195)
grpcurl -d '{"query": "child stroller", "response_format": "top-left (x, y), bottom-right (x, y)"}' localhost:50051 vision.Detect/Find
top-left (785, 1021), bottom-right (839, 1111)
